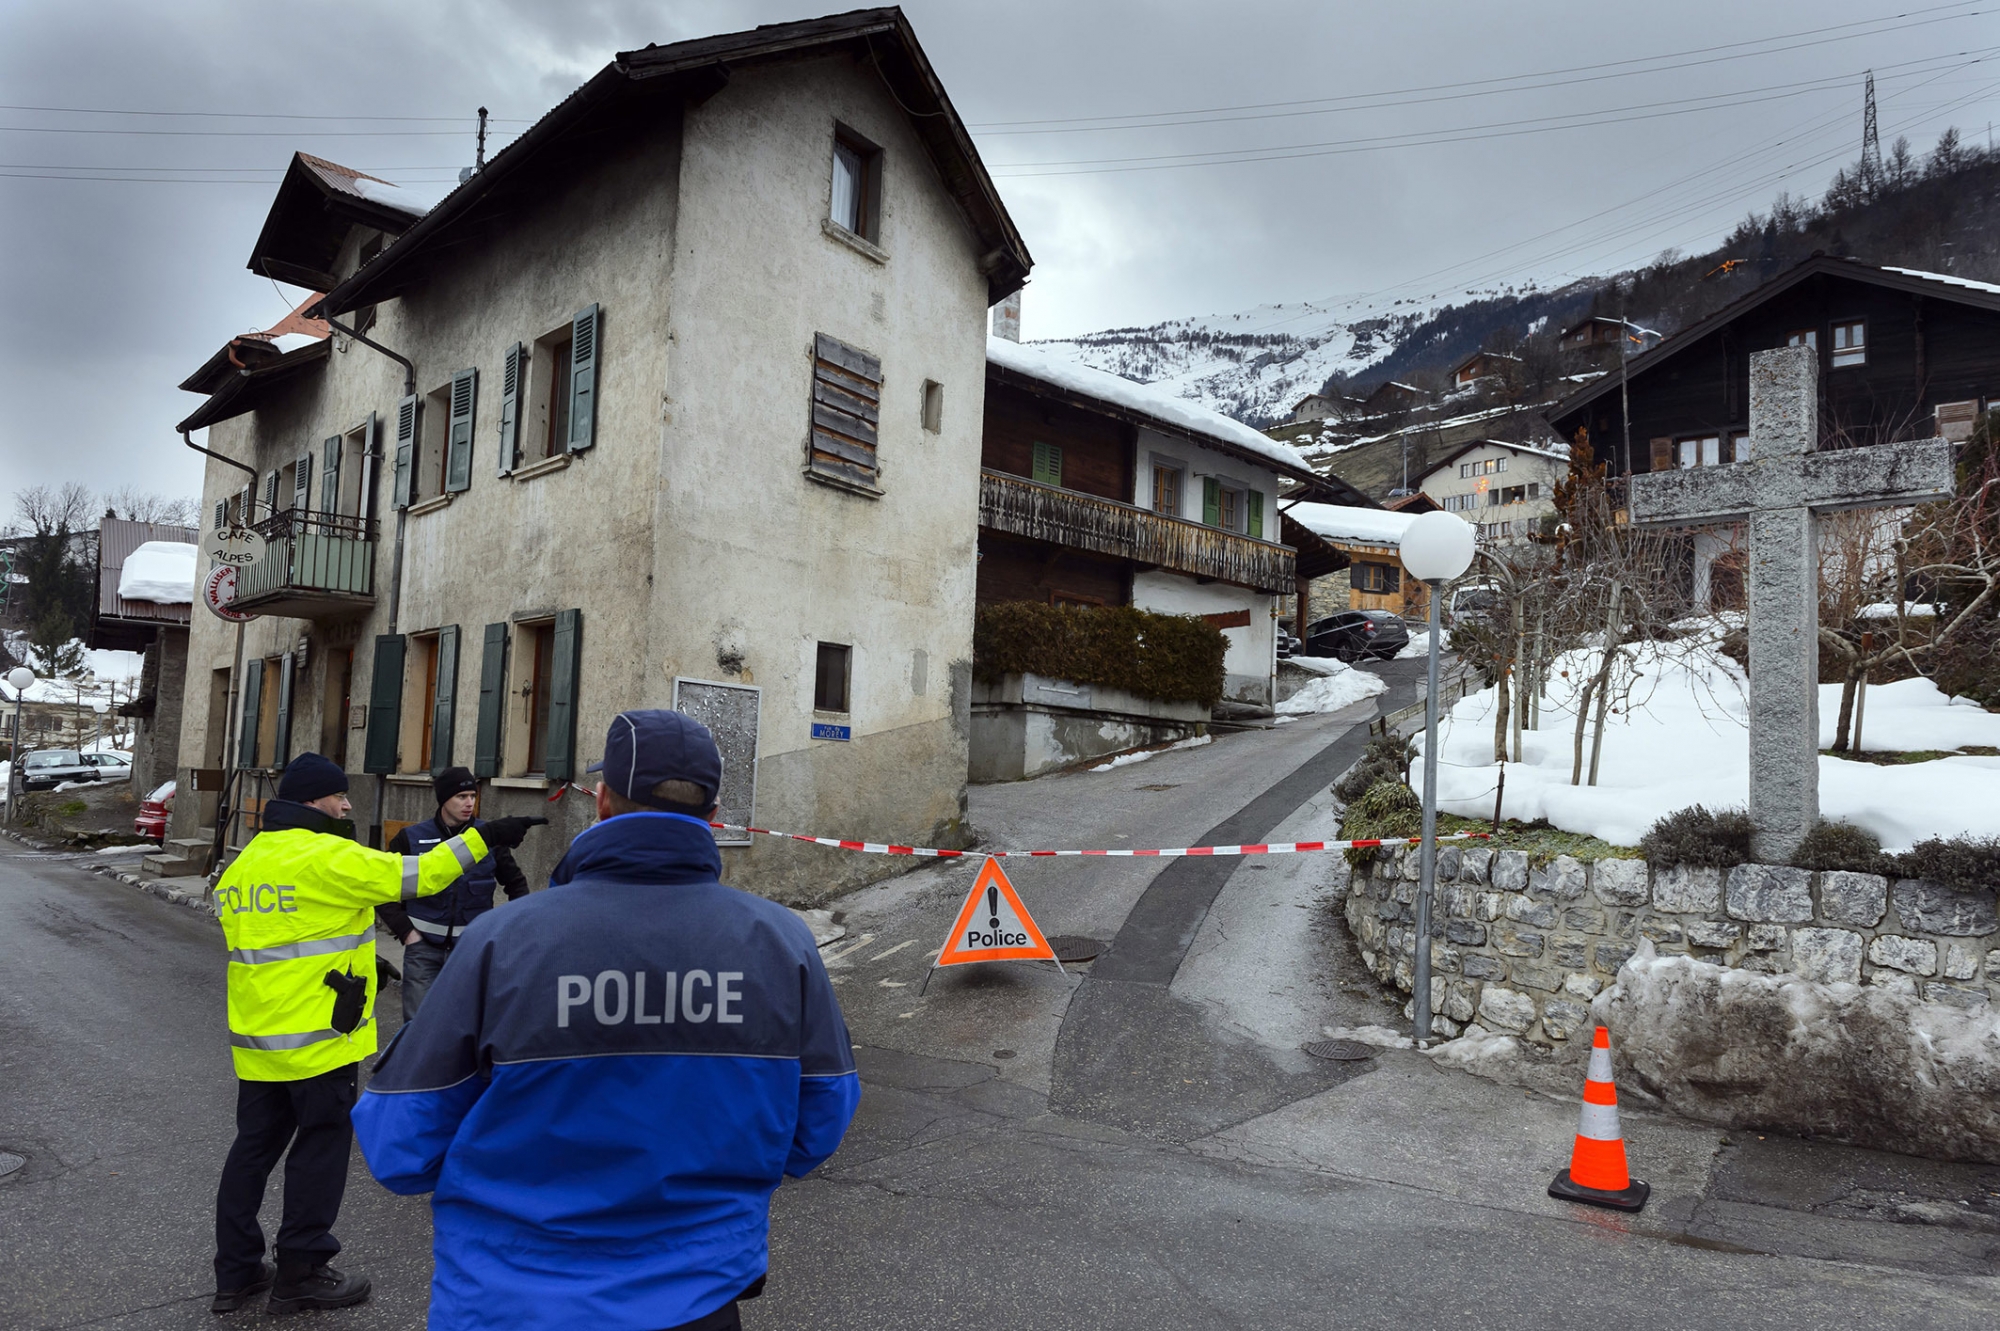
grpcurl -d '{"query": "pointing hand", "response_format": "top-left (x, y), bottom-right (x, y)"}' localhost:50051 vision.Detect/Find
top-left (480, 816), bottom-right (549, 850)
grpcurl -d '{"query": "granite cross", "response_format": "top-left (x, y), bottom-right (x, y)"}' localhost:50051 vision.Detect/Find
top-left (1628, 345), bottom-right (1954, 861)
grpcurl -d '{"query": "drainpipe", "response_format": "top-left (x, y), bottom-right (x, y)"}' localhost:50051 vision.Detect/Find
top-left (319, 312), bottom-right (417, 847)
top-left (184, 428), bottom-right (257, 863)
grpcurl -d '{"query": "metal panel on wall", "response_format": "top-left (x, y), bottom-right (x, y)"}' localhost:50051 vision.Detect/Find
top-left (671, 678), bottom-right (760, 847)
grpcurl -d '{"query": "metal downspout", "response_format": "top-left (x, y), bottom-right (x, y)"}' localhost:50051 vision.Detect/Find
top-left (183, 429), bottom-right (259, 870)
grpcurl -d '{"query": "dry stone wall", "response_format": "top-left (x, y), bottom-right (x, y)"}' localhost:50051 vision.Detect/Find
top-left (1344, 845), bottom-right (1999, 1044)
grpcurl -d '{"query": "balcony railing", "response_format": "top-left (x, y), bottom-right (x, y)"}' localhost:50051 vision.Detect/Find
top-left (234, 509), bottom-right (377, 618)
top-left (979, 469), bottom-right (1296, 593)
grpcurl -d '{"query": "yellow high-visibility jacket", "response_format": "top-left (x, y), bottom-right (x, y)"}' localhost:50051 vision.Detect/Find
top-left (217, 818), bottom-right (490, 1080)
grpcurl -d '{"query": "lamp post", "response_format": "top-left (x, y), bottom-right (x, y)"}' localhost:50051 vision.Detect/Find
top-left (4, 666), bottom-right (36, 826)
top-left (1398, 512), bottom-right (1476, 1042)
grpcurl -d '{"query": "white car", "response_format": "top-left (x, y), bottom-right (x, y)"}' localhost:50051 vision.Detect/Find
top-left (79, 751), bottom-right (132, 783)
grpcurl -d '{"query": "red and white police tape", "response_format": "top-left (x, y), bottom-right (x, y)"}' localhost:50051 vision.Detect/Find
top-left (549, 781), bottom-right (1490, 859)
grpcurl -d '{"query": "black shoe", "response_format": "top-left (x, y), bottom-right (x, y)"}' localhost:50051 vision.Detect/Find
top-left (210, 1263), bottom-right (275, 1314)
top-left (265, 1264), bottom-right (370, 1315)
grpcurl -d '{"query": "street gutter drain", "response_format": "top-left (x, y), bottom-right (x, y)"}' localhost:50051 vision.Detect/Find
top-left (1303, 1039), bottom-right (1378, 1061)
top-left (0, 1152), bottom-right (25, 1180)
top-left (1046, 936), bottom-right (1107, 964)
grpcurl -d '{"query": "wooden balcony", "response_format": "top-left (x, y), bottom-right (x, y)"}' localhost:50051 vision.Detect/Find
top-left (979, 469), bottom-right (1295, 593)
top-left (234, 509), bottom-right (377, 619)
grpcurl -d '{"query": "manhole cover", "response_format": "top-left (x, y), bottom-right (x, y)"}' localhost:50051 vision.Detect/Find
top-left (0, 1152), bottom-right (25, 1180)
top-left (1303, 1039), bottom-right (1379, 1061)
top-left (1046, 935), bottom-right (1107, 964)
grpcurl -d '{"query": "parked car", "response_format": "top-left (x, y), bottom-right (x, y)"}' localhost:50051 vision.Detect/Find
top-left (82, 751), bottom-right (132, 782)
top-left (1276, 626), bottom-right (1303, 659)
top-left (1447, 582), bottom-right (1501, 630)
top-left (1303, 609), bottom-right (1411, 662)
top-left (135, 779), bottom-right (176, 842)
top-left (19, 749), bottom-right (94, 791)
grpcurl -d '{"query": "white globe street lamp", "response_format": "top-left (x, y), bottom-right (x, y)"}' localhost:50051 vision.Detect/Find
top-left (4, 666), bottom-right (34, 827)
top-left (1399, 512), bottom-right (1475, 1042)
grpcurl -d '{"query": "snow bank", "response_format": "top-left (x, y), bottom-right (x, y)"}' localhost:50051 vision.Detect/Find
top-left (1394, 628), bottom-right (1448, 659)
top-left (117, 541), bottom-right (196, 604)
top-left (1275, 663), bottom-right (1387, 715)
top-left (1855, 601), bottom-right (1938, 620)
top-left (1415, 639), bottom-right (2000, 848)
top-left (1089, 734), bottom-right (1212, 772)
top-left (1595, 944), bottom-right (2000, 1163)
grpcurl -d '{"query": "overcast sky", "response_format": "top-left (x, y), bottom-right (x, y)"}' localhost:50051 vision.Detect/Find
top-left (3, 0), bottom-right (1994, 503)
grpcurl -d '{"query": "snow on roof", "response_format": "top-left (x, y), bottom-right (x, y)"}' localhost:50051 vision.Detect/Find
top-left (1286, 502), bottom-right (1425, 548)
top-left (346, 173), bottom-right (447, 217)
top-left (988, 336), bottom-right (1316, 478)
top-left (1881, 266), bottom-right (2000, 298)
top-left (117, 541), bottom-right (197, 604)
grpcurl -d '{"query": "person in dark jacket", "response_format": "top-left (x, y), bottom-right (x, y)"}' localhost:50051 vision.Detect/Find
top-left (379, 768), bottom-right (529, 1021)
top-left (350, 711), bottom-right (858, 1331)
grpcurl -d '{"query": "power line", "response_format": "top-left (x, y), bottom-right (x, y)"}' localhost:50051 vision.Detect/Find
top-left (0, 104), bottom-right (533, 124)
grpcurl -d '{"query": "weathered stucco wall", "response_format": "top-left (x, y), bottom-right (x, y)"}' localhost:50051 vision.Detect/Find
top-left (1130, 570), bottom-right (1274, 707)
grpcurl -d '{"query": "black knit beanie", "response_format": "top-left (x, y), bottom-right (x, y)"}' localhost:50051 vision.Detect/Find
top-left (433, 766), bottom-right (480, 807)
top-left (277, 753), bottom-right (349, 804)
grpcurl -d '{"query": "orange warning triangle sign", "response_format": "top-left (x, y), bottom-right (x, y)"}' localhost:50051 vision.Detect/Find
top-left (934, 857), bottom-right (1058, 968)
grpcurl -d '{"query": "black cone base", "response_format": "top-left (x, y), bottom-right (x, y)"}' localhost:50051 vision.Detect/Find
top-left (1548, 1168), bottom-right (1650, 1213)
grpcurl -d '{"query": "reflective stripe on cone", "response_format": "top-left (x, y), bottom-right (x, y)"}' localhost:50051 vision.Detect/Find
top-left (1547, 1025), bottom-right (1649, 1212)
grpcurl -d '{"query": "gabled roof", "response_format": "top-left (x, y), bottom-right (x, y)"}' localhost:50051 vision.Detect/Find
top-left (1551, 255), bottom-right (2000, 423)
top-left (1418, 437), bottom-right (1569, 480)
top-left (1451, 350), bottom-right (1520, 376)
top-left (176, 338), bottom-right (331, 433)
top-left (247, 153), bottom-right (433, 289)
top-left (318, 7), bottom-right (1031, 316)
top-left (179, 293), bottom-right (331, 395)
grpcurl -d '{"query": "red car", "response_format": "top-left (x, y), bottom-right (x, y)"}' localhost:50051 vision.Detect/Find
top-left (134, 779), bottom-right (175, 842)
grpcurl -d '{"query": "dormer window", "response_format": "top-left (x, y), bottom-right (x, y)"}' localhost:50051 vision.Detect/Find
top-left (830, 126), bottom-right (882, 243)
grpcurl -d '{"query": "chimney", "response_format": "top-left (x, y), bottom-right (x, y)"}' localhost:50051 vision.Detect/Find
top-left (990, 290), bottom-right (1022, 342)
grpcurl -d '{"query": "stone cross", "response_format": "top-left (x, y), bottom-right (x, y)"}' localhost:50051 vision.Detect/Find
top-left (1628, 345), bottom-right (1953, 861)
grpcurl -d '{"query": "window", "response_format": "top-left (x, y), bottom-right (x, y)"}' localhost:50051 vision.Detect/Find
top-left (1441, 493), bottom-right (1478, 513)
top-left (1459, 463), bottom-right (1473, 478)
top-left (808, 333), bottom-right (883, 491)
top-left (420, 382), bottom-right (451, 499)
top-left (1031, 440), bottom-right (1063, 487)
top-left (1218, 486), bottom-right (1241, 532)
top-left (524, 623), bottom-right (555, 773)
top-left (1831, 320), bottom-right (1866, 368)
top-left (320, 647), bottom-right (352, 768)
top-left (402, 632), bottom-right (441, 773)
top-left (508, 614), bottom-right (588, 780)
top-left (1678, 435), bottom-right (1720, 468)
top-left (538, 330), bottom-right (574, 460)
top-left (1354, 562), bottom-right (1400, 593)
top-left (814, 642), bottom-right (851, 713)
top-left (829, 127), bottom-right (882, 242)
top-left (1730, 431), bottom-right (1751, 462)
top-left (522, 306), bottom-right (602, 464)
top-left (1495, 456), bottom-right (1508, 473)
top-left (1526, 482), bottom-right (1540, 499)
top-left (1786, 329), bottom-right (1818, 350)
top-left (1152, 461), bottom-right (1183, 516)
top-left (921, 380), bottom-right (943, 433)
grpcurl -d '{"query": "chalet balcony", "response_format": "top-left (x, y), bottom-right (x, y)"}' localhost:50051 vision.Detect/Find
top-left (234, 509), bottom-right (377, 618)
top-left (979, 469), bottom-right (1295, 593)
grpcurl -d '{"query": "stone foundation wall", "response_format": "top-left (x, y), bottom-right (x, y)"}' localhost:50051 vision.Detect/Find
top-left (1344, 845), bottom-right (1999, 1044)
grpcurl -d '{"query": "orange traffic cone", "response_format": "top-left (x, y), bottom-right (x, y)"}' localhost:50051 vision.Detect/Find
top-left (1547, 1025), bottom-right (1649, 1212)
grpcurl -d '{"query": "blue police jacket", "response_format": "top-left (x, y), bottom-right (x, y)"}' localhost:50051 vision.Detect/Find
top-left (350, 811), bottom-right (861, 1331)
top-left (396, 815), bottom-right (501, 937)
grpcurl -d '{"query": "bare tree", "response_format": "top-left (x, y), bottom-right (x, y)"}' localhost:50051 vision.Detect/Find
top-left (102, 487), bottom-right (201, 527)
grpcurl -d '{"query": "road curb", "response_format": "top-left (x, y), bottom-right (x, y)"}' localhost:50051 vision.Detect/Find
top-left (3, 827), bottom-right (218, 918)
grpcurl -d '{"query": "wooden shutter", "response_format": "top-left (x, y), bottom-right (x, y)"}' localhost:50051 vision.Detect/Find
top-left (567, 304), bottom-right (601, 453)
top-left (1648, 437), bottom-right (1672, 473)
top-left (1248, 490), bottom-right (1264, 539)
top-left (498, 342), bottom-right (525, 475)
top-left (213, 499), bottom-right (228, 532)
top-left (274, 652), bottom-right (296, 768)
top-left (262, 470), bottom-right (280, 518)
top-left (237, 658), bottom-right (264, 769)
top-left (1031, 441), bottom-right (1062, 486)
top-left (321, 436), bottom-right (342, 514)
top-left (808, 333), bottom-right (882, 489)
top-left (291, 455), bottom-right (312, 514)
top-left (393, 393), bottom-right (419, 509)
top-left (429, 624), bottom-right (460, 774)
top-left (544, 608), bottom-right (582, 781)
top-left (446, 368), bottom-right (476, 493)
top-left (237, 482), bottom-right (252, 526)
top-left (1202, 477), bottom-right (1220, 526)
top-left (473, 622), bottom-right (508, 777)
top-left (363, 634), bottom-right (406, 774)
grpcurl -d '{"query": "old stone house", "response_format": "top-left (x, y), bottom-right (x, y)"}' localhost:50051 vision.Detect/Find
top-left (170, 9), bottom-right (1031, 900)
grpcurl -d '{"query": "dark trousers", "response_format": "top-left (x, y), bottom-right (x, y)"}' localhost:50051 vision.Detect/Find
top-left (399, 937), bottom-right (451, 1023)
top-left (213, 1064), bottom-right (357, 1287)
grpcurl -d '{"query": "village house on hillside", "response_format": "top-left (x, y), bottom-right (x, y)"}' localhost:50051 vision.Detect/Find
top-left (169, 9), bottom-right (1031, 900)
top-left (1417, 439), bottom-right (1567, 545)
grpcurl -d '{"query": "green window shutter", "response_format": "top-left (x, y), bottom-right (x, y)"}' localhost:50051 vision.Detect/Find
top-left (429, 624), bottom-right (460, 774)
top-left (498, 342), bottom-right (525, 476)
top-left (237, 658), bottom-right (264, 769)
top-left (320, 436), bottom-right (341, 514)
top-left (1247, 489), bottom-right (1264, 539)
top-left (274, 652), bottom-right (296, 768)
top-left (567, 304), bottom-right (600, 453)
top-left (1202, 477), bottom-right (1220, 526)
top-left (393, 393), bottom-right (419, 509)
top-left (262, 470), bottom-right (281, 518)
top-left (544, 608), bottom-right (583, 781)
top-left (363, 634), bottom-right (406, 774)
top-left (473, 622), bottom-right (508, 777)
top-left (291, 455), bottom-right (312, 513)
top-left (1030, 441), bottom-right (1062, 486)
top-left (213, 499), bottom-right (228, 532)
top-left (445, 368), bottom-right (477, 493)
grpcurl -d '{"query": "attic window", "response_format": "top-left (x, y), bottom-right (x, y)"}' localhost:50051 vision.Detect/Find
top-left (830, 127), bottom-right (882, 243)
top-left (1831, 320), bottom-right (1866, 368)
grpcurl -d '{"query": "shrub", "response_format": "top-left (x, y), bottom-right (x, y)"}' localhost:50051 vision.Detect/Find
top-left (1335, 733), bottom-right (1411, 803)
top-left (1339, 778), bottom-right (1422, 867)
top-left (1790, 820), bottom-right (1887, 874)
top-left (1889, 835), bottom-right (2000, 892)
top-left (1639, 804), bottom-right (1755, 869)
top-left (973, 602), bottom-right (1227, 708)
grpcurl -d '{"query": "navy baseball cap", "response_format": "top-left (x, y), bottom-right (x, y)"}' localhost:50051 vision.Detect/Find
top-left (587, 709), bottom-right (722, 810)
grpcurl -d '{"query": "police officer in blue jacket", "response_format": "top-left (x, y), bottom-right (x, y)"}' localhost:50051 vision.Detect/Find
top-left (379, 767), bottom-right (529, 1020)
top-left (351, 710), bottom-right (860, 1331)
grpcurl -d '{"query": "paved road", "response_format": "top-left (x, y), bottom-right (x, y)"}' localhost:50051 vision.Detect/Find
top-left (3, 666), bottom-right (1996, 1328)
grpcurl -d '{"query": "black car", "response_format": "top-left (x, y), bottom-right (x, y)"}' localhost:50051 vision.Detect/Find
top-left (1303, 609), bottom-right (1410, 662)
top-left (19, 749), bottom-right (94, 792)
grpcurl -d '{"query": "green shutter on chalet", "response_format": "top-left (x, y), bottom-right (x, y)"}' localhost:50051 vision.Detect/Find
top-left (274, 652), bottom-right (296, 768)
top-left (473, 622), bottom-right (508, 777)
top-left (363, 634), bottom-right (406, 774)
top-left (1030, 441), bottom-right (1062, 486)
top-left (429, 624), bottom-right (460, 774)
top-left (543, 609), bottom-right (583, 781)
top-left (321, 436), bottom-right (342, 514)
top-left (237, 658), bottom-right (264, 770)
top-left (1202, 477), bottom-right (1220, 526)
top-left (262, 470), bottom-right (281, 518)
top-left (445, 368), bottom-right (477, 493)
top-left (393, 394), bottom-right (419, 509)
top-left (291, 455), bottom-right (312, 513)
top-left (1247, 489), bottom-right (1264, 539)
top-left (567, 305), bottom-right (601, 453)
top-left (497, 343), bottom-right (525, 476)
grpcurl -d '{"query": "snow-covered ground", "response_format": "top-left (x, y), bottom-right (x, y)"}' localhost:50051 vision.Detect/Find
top-left (1276, 662), bottom-right (1388, 715)
top-left (1414, 636), bottom-right (2000, 849)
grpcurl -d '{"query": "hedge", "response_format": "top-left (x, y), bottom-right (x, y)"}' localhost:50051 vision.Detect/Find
top-left (973, 601), bottom-right (1227, 708)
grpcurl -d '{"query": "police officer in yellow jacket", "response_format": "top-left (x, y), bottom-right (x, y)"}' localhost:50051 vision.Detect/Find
top-left (210, 753), bottom-right (544, 1315)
